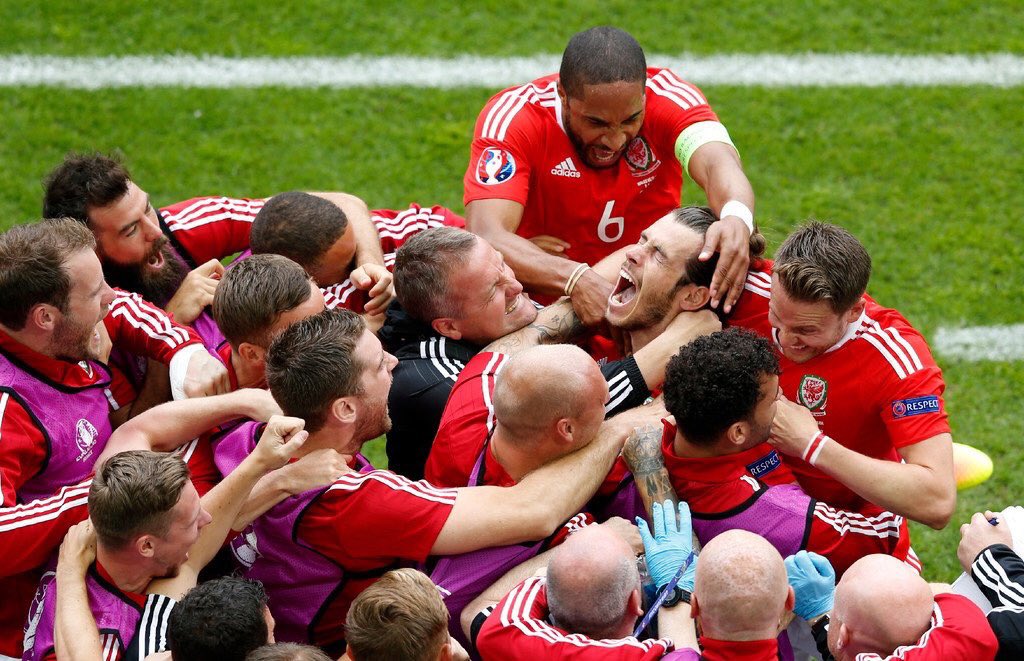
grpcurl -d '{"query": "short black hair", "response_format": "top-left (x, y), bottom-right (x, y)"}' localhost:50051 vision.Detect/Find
top-left (250, 191), bottom-right (348, 272)
top-left (42, 152), bottom-right (132, 223)
top-left (663, 328), bottom-right (780, 446)
top-left (169, 577), bottom-right (269, 661)
top-left (559, 26), bottom-right (647, 98)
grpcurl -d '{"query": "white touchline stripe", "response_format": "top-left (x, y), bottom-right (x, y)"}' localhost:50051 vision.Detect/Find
top-left (934, 324), bottom-right (1024, 362)
top-left (2, 53), bottom-right (1024, 88)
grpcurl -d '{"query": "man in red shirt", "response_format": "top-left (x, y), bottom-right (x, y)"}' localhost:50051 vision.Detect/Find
top-left (728, 222), bottom-right (955, 529)
top-left (823, 554), bottom-right (997, 660)
top-left (41, 153), bottom-right (388, 320)
top-left (464, 26), bottom-right (757, 323)
top-left (215, 309), bottom-right (640, 653)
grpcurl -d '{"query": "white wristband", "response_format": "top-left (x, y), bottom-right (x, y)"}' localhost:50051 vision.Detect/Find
top-left (720, 200), bottom-right (754, 235)
top-left (169, 344), bottom-right (206, 401)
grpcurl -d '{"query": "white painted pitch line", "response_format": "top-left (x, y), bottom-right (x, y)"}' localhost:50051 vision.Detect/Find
top-left (1, 53), bottom-right (1024, 89)
top-left (934, 324), bottom-right (1024, 362)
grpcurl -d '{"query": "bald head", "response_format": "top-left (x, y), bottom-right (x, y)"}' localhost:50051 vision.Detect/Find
top-left (694, 530), bottom-right (791, 641)
top-left (547, 525), bottom-right (639, 640)
top-left (492, 344), bottom-right (607, 448)
top-left (831, 555), bottom-right (933, 658)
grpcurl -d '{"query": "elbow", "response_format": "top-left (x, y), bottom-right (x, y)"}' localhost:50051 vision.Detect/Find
top-left (921, 491), bottom-right (956, 530)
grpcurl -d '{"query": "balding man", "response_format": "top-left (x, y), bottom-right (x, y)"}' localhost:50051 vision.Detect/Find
top-left (691, 530), bottom-right (793, 659)
top-left (475, 519), bottom-right (698, 660)
top-left (822, 554), bottom-right (997, 660)
top-left (428, 343), bottom-right (656, 644)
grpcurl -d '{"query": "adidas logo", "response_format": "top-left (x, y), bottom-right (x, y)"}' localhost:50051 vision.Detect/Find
top-left (550, 157), bottom-right (582, 178)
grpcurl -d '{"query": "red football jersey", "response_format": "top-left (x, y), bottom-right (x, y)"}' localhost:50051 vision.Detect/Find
top-left (853, 594), bottom-right (997, 660)
top-left (161, 196), bottom-right (265, 265)
top-left (296, 471), bottom-right (456, 646)
top-left (476, 576), bottom-right (681, 661)
top-left (464, 68), bottom-right (719, 267)
top-left (729, 264), bottom-right (951, 510)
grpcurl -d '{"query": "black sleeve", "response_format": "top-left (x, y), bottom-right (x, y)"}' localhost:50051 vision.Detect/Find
top-left (972, 544), bottom-right (1024, 609)
top-left (811, 616), bottom-right (834, 661)
top-left (385, 359), bottom-right (460, 479)
top-left (988, 606), bottom-right (1024, 661)
top-left (601, 356), bottom-right (651, 416)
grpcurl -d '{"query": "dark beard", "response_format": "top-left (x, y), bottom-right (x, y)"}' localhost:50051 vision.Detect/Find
top-left (102, 239), bottom-right (190, 306)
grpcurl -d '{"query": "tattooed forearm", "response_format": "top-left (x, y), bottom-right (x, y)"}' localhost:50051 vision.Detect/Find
top-left (623, 424), bottom-right (680, 517)
top-left (484, 299), bottom-right (584, 355)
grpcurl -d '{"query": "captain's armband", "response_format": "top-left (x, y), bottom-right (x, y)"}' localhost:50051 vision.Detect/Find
top-left (674, 121), bottom-right (737, 174)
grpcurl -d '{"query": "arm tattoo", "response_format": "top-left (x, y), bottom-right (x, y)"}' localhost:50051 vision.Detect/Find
top-left (623, 424), bottom-right (680, 517)
top-left (484, 300), bottom-right (584, 355)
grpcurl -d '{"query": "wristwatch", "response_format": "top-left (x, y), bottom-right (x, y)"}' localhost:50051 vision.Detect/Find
top-left (662, 586), bottom-right (692, 608)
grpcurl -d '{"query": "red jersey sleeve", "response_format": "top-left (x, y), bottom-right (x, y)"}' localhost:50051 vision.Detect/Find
top-left (322, 281), bottom-right (367, 314)
top-left (425, 352), bottom-right (508, 487)
top-left (872, 325), bottom-right (951, 450)
top-left (0, 391), bottom-right (48, 506)
top-left (643, 68), bottom-right (720, 156)
top-left (806, 501), bottom-right (913, 577)
top-left (477, 577), bottom-right (677, 660)
top-left (297, 471), bottom-right (456, 569)
top-left (104, 289), bottom-right (201, 364)
top-left (0, 478), bottom-right (90, 576)
top-left (463, 83), bottom-right (546, 207)
top-left (853, 594), bottom-right (998, 660)
top-left (161, 196), bottom-right (265, 264)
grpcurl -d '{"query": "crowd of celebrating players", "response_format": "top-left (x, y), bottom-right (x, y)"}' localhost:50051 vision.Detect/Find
top-left (1, 25), bottom-right (1019, 661)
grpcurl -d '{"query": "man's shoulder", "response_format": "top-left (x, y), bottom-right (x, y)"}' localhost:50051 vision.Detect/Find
top-left (845, 304), bottom-right (938, 380)
top-left (476, 76), bottom-right (561, 141)
top-left (159, 196), bottom-right (265, 229)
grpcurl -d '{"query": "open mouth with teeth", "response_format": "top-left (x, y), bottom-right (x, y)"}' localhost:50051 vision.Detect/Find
top-left (505, 295), bottom-right (521, 315)
top-left (610, 268), bottom-right (638, 307)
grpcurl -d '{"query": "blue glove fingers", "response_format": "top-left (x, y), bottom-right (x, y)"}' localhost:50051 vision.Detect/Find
top-left (652, 500), bottom-right (667, 539)
top-left (636, 516), bottom-right (656, 553)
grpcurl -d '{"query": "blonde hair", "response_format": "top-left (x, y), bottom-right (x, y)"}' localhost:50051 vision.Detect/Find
top-left (345, 568), bottom-right (448, 661)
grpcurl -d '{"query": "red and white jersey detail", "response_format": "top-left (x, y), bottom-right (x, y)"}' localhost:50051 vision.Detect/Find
top-left (323, 470), bottom-right (458, 507)
top-left (372, 204), bottom-right (464, 252)
top-left (481, 80), bottom-right (561, 141)
top-left (425, 352), bottom-right (508, 488)
top-left (98, 633), bottom-right (122, 661)
top-left (853, 594), bottom-right (997, 660)
top-left (476, 576), bottom-right (676, 660)
top-left (106, 289), bottom-right (197, 353)
top-left (0, 478), bottom-right (90, 576)
top-left (728, 263), bottom-right (950, 510)
top-left (465, 68), bottom-right (719, 270)
top-left (645, 69), bottom-right (708, 109)
top-left (161, 196), bottom-right (264, 265)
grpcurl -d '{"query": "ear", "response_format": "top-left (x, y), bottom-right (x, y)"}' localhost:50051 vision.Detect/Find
top-left (238, 342), bottom-right (265, 366)
top-left (341, 644), bottom-right (356, 661)
top-left (675, 284), bottom-right (711, 311)
top-left (28, 303), bottom-right (58, 333)
top-left (689, 591), bottom-right (701, 619)
top-left (837, 622), bottom-right (850, 651)
top-left (431, 317), bottom-right (462, 341)
top-left (628, 587), bottom-right (643, 617)
top-left (556, 81), bottom-right (567, 105)
top-left (844, 297), bottom-right (866, 324)
top-left (137, 534), bottom-right (156, 559)
top-left (437, 639), bottom-right (453, 661)
top-left (331, 396), bottom-right (358, 426)
top-left (555, 417), bottom-right (574, 444)
top-left (725, 421), bottom-right (747, 448)
top-left (785, 585), bottom-right (796, 612)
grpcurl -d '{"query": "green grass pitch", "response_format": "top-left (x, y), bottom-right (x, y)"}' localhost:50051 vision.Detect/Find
top-left (2, 2), bottom-right (1022, 582)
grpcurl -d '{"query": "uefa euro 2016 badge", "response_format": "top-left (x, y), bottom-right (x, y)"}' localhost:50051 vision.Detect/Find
top-left (797, 374), bottom-right (828, 411)
top-left (476, 147), bottom-right (516, 185)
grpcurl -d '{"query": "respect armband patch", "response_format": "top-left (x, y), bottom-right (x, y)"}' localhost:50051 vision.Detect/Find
top-left (746, 449), bottom-right (782, 479)
top-left (891, 395), bottom-right (941, 419)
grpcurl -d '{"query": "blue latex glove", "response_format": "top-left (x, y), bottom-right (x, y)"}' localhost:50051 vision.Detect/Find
top-left (785, 550), bottom-right (836, 620)
top-left (636, 500), bottom-right (696, 591)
